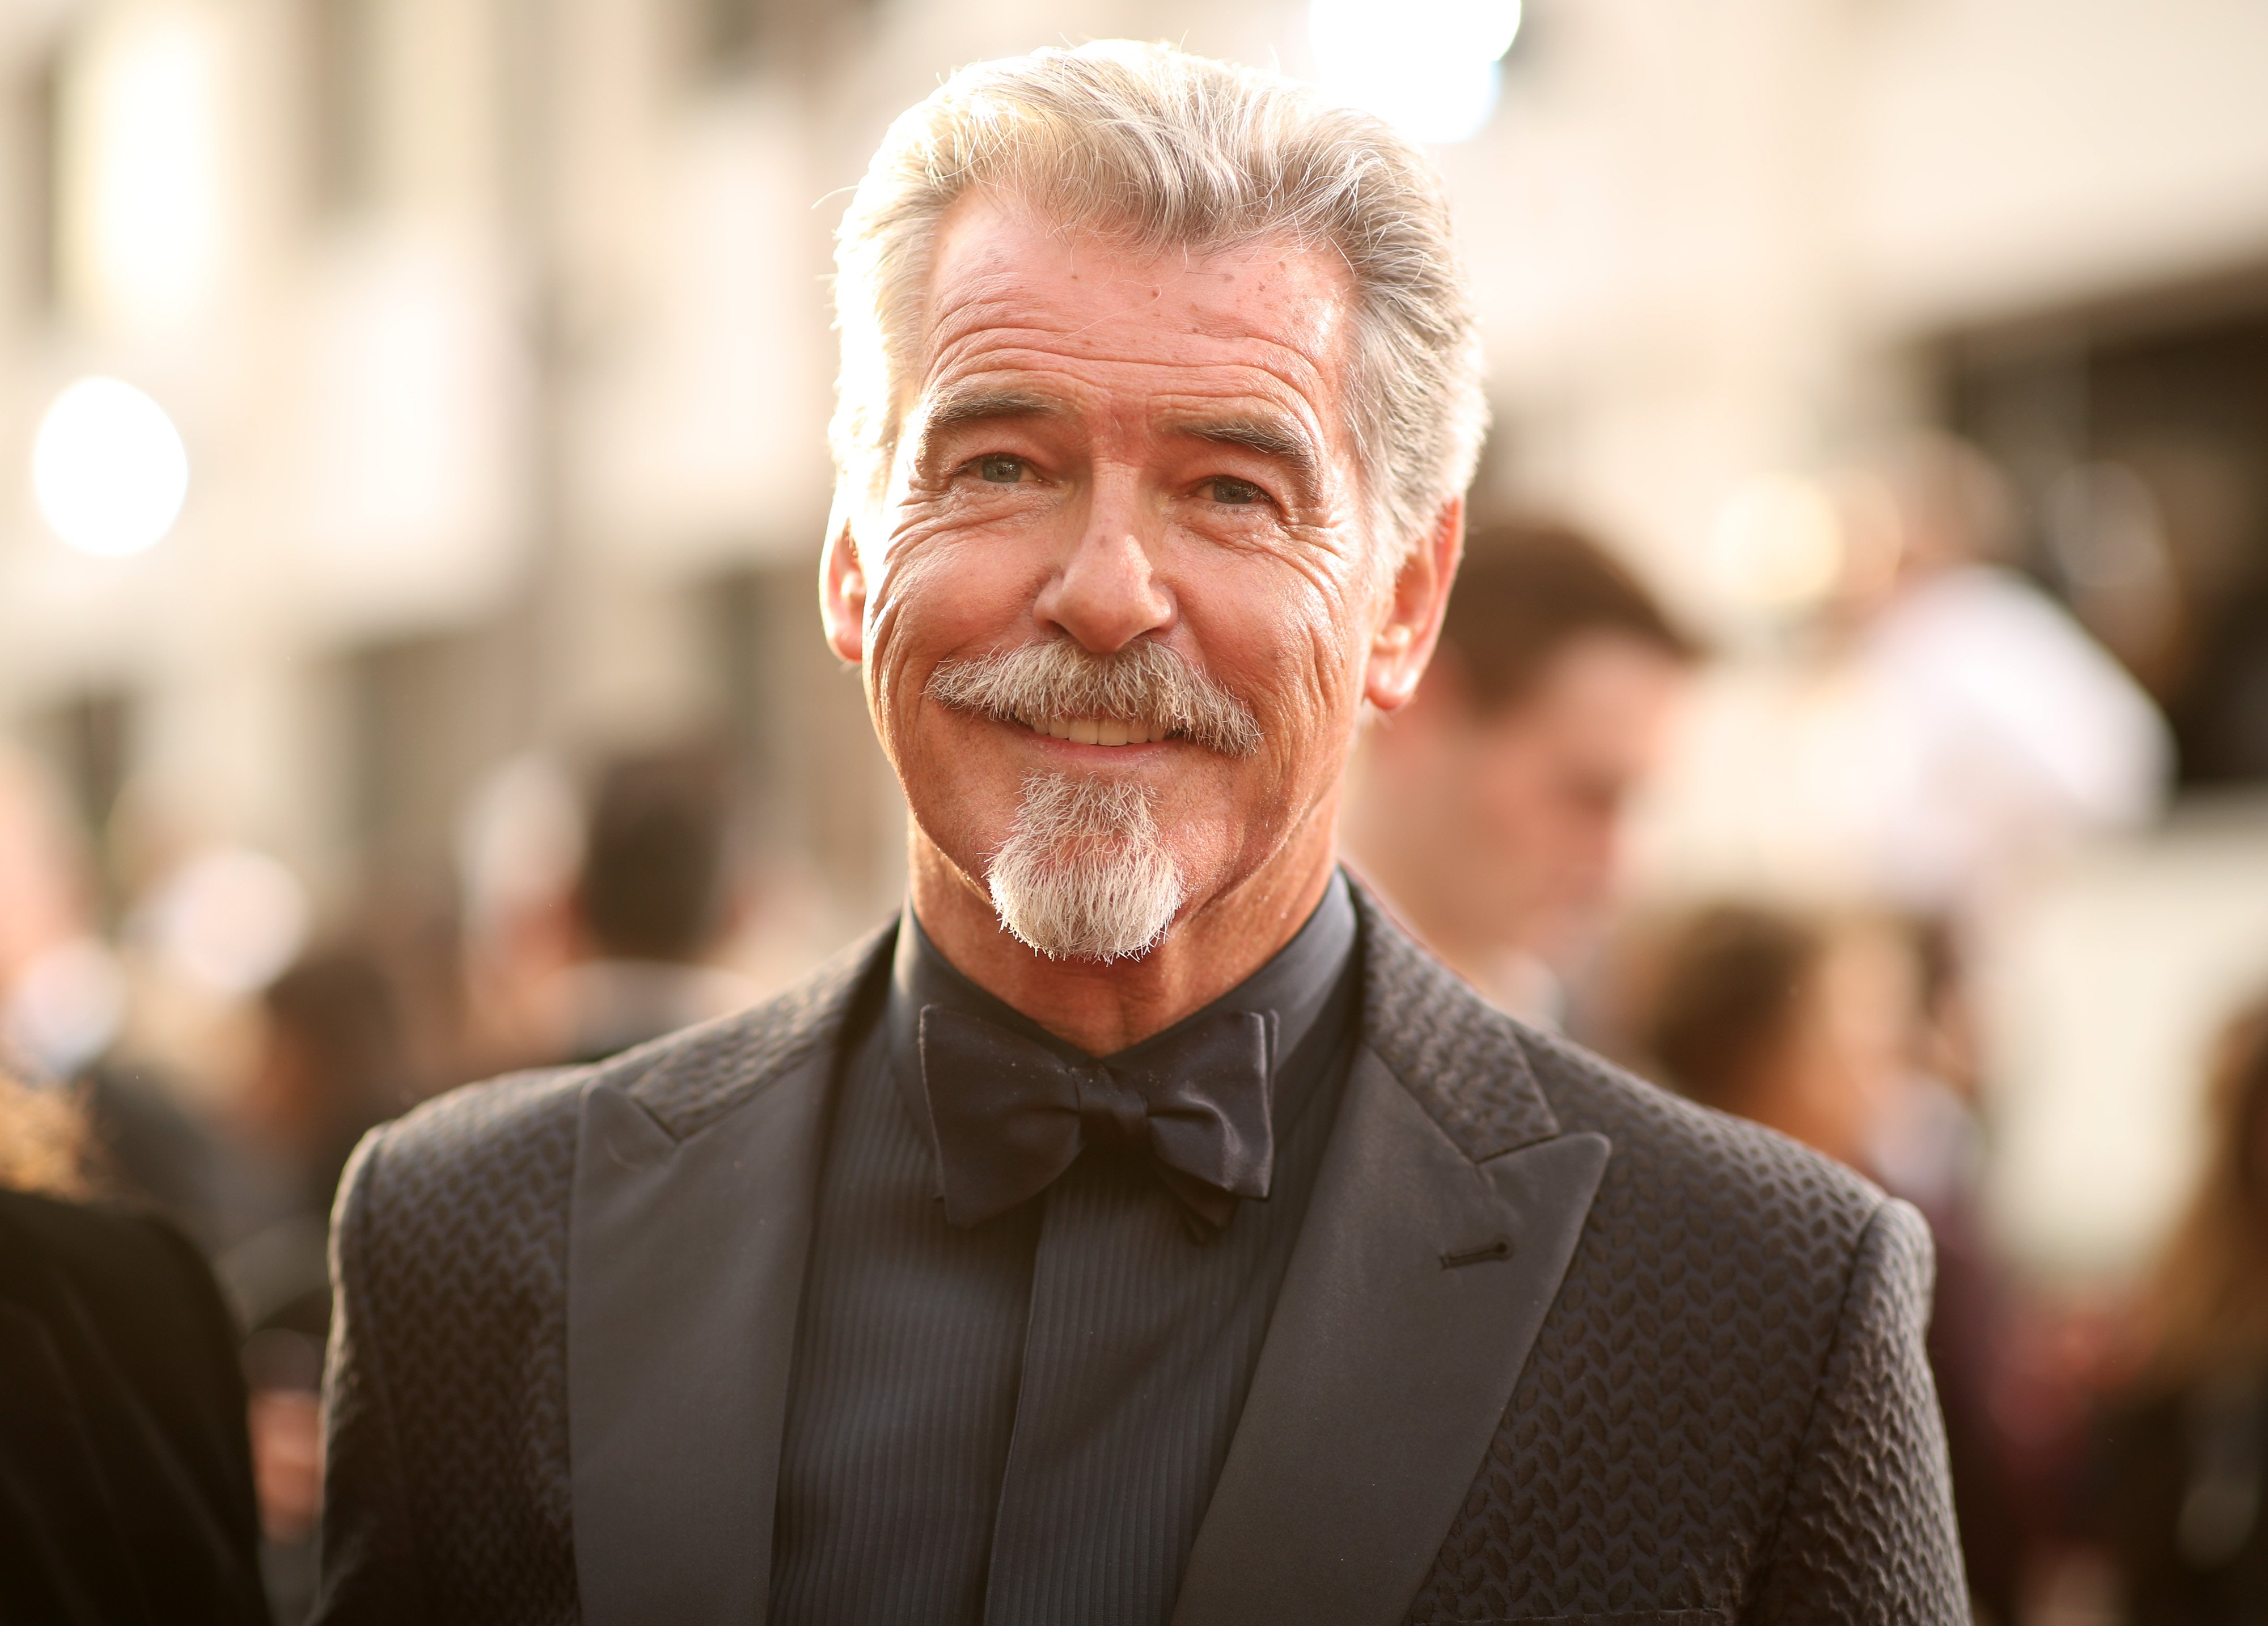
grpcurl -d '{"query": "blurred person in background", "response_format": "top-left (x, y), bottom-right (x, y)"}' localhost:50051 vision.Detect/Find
top-left (453, 755), bottom-right (586, 1078)
top-left (1826, 431), bottom-right (2173, 920)
top-left (238, 947), bottom-right (413, 1234)
top-left (2094, 997), bottom-right (2268, 1624)
top-left (1340, 519), bottom-right (1699, 1023)
top-left (1641, 905), bottom-right (1907, 1174)
top-left (1640, 901), bottom-right (2028, 1624)
top-left (217, 947), bottom-right (414, 1622)
top-left (551, 747), bottom-right (759, 1063)
top-left (0, 1069), bottom-right (270, 1624)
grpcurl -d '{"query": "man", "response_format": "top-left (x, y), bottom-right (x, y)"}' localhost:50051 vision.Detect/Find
top-left (1342, 520), bottom-right (1697, 1022)
top-left (555, 749), bottom-right (757, 1064)
top-left (315, 43), bottom-right (1964, 1625)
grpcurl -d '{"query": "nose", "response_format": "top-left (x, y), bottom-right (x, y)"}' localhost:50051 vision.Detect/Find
top-left (1033, 481), bottom-right (1175, 655)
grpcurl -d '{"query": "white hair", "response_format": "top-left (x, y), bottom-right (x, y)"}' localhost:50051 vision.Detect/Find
top-left (831, 40), bottom-right (1486, 566)
top-left (988, 773), bottom-right (1186, 961)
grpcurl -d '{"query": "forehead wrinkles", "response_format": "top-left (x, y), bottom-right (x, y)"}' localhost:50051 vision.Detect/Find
top-left (925, 254), bottom-right (1349, 349)
top-left (921, 341), bottom-right (1339, 440)
top-left (923, 302), bottom-right (1344, 401)
top-left (915, 240), bottom-right (1355, 405)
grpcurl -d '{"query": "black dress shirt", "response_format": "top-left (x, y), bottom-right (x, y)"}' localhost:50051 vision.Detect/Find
top-left (769, 871), bottom-right (1360, 1626)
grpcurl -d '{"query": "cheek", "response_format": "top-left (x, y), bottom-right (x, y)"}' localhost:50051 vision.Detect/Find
top-left (1174, 521), bottom-right (1366, 667)
top-left (875, 523), bottom-right (1024, 630)
top-left (1235, 594), bottom-right (1363, 748)
top-left (869, 535), bottom-right (1039, 712)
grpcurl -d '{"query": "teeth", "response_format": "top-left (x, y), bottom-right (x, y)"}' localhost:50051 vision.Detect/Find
top-left (1026, 715), bottom-right (1161, 746)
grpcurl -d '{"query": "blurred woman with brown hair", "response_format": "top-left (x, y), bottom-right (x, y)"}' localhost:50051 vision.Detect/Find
top-left (0, 1072), bottom-right (270, 1624)
top-left (1637, 901), bottom-right (2027, 1623)
top-left (2099, 998), bottom-right (2268, 1621)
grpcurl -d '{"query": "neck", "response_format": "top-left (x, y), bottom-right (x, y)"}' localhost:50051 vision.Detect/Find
top-left (908, 807), bottom-right (1341, 1055)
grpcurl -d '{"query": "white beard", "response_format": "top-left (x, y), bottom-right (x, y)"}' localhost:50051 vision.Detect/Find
top-left (987, 773), bottom-right (1186, 962)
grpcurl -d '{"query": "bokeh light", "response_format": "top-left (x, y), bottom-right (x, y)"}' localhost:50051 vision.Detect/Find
top-left (1309, 0), bottom-right (1524, 145)
top-left (1, 936), bottom-right (127, 1079)
top-left (31, 376), bottom-right (191, 558)
top-left (139, 846), bottom-right (311, 997)
top-left (1708, 475), bottom-right (1844, 615)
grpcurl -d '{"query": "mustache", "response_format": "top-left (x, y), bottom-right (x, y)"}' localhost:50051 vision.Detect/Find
top-left (925, 640), bottom-right (1263, 759)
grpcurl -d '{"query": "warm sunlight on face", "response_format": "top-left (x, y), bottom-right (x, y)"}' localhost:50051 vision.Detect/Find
top-left (830, 193), bottom-right (1423, 949)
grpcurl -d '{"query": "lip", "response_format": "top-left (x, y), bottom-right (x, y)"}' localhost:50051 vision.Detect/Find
top-left (949, 708), bottom-right (1188, 760)
top-left (1019, 731), bottom-right (1180, 760)
top-left (1009, 719), bottom-right (1184, 759)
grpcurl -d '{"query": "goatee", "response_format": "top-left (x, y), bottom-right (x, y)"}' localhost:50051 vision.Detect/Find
top-left (987, 773), bottom-right (1186, 962)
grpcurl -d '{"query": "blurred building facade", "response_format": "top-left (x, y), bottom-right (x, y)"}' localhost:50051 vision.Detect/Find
top-left (3, 0), bottom-right (2268, 1277)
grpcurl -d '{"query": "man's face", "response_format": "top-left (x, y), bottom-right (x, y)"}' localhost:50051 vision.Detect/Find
top-left (1439, 634), bottom-right (1685, 955)
top-left (828, 193), bottom-right (1419, 956)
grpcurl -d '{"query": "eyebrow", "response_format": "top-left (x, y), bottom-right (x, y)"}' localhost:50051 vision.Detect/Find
top-left (1171, 413), bottom-right (1323, 492)
top-left (916, 388), bottom-right (1324, 495)
top-left (922, 387), bottom-right (1065, 431)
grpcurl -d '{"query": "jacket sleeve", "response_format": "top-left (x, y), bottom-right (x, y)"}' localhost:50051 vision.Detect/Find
top-left (311, 1127), bottom-right (428, 1624)
top-left (1747, 1197), bottom-right (1971, 1625)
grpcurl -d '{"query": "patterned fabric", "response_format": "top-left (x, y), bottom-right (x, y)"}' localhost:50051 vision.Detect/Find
top-left (316, 1068), bottom-right (581, 1624)
top-left (314, 892), bottom-right (1964, 1625)
top-left (1401, 1038), bottom-right (1962, 1622)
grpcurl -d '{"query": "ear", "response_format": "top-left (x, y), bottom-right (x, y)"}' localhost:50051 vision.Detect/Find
top-left (1364, 497), bottom-right (1463, 712)
top-left (819, 505), bottom-right (867, 664)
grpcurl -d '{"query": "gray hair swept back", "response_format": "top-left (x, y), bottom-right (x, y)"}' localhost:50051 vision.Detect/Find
top-left (830, 40), bottom-right (1487, 565)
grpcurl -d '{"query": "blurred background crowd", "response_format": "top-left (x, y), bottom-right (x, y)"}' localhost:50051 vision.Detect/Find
top-left (2, 1), bottom-right (2267, 1622)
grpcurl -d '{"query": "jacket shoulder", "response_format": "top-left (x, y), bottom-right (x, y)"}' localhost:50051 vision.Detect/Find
top-left (1518, 1019), bottom-right (1886, 1243)
top-left (350, 916), bottom-right (896, 1226)
top-left (319, 922), bottom-right (898, 1622)
top-left (1351, 878), bottom-right (1884, 1242)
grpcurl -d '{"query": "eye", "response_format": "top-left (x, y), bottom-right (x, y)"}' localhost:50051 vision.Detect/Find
top-left (1204, 476), bottom-right (1267, 506)
top-left (975, 454), bottom-right (1029, 485)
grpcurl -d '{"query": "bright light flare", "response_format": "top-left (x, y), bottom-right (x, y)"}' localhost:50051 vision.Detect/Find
top-left (1310, 0), bottom-right (1524, 145)
top-left (32, 376), bottom-right (190, 557)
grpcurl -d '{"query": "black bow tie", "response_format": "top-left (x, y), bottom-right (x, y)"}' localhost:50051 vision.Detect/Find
top-left (918, 1004), bottom-right (1274, 1233)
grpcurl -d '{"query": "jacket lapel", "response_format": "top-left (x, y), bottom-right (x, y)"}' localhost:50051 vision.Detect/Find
top-left (1174, 892), bottom-right (1611, 1626)
top-left (568, 928), bottom-right (890, 1626)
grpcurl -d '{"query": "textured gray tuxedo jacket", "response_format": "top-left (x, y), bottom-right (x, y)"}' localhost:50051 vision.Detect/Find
top-left (314, 888), bottom-right (1966, 1625)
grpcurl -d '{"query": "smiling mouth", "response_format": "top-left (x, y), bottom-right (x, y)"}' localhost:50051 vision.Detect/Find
top-left (1019, 715), bottom-right (1173, 747)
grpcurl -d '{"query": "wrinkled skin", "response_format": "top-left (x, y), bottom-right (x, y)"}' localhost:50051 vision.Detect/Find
top-left (821, 192), bottom-right (1460, 1052)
